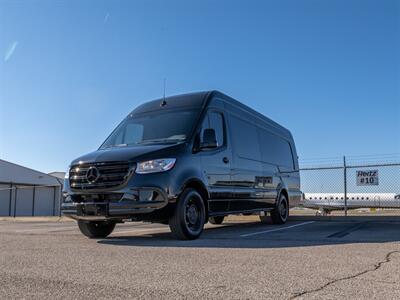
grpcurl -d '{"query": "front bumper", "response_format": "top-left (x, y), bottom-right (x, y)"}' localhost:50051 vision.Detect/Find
top-left (61, 187), bottom-right (170, 221)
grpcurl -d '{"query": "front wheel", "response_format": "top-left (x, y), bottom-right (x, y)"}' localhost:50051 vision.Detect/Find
top-left (78, 220), bottom-right (116, 239)
top-left (270, 193), bottom-right (289, 224)
top-left (169, 188), bottom-right (206, 240)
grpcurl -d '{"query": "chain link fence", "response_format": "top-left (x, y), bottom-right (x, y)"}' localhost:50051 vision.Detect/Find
top-left (299, 155), bottom-right (400, 216)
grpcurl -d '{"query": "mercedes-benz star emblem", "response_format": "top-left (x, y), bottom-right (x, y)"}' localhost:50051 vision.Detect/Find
top-left (86, 166), bottom-right (100, 183)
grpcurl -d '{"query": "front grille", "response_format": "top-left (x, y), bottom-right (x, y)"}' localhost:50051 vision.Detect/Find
top-left (69, 161), bottom-right (133, 190)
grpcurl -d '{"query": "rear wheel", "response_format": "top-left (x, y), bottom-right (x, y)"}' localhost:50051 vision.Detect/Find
top-left (259, 213), bottom-right (269, 224)
top-left (271, 193), bottom-right (289, 224)
top-left (169, 188), bottom-right (206, 240)
top-left (77, 221), bottom-right (116, 239)
top-left (209, 216), bottom-right (224, 225)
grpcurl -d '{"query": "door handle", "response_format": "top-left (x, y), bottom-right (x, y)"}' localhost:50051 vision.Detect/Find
top-left (223, 157), bottom-right (229, 164)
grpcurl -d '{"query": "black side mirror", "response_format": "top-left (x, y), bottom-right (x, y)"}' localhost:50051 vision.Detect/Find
top-left (200, 128), bottom-right (217, 149)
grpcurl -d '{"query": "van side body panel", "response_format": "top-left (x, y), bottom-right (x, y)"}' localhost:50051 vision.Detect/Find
top-left (210, 91), bottom-right (301, 210)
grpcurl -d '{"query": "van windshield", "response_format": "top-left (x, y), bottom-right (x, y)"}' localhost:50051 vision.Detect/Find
top-left (100, 109), bottom-right (198, 149)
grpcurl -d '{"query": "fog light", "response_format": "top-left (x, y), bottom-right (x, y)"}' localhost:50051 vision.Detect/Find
top-left (139, 190), bottom-right (154, 201)
top-left (122, 193), bottom-right (137, 201)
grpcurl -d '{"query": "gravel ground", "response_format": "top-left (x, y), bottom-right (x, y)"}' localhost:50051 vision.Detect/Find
top-left (0, 219), bottom-right (399, 299)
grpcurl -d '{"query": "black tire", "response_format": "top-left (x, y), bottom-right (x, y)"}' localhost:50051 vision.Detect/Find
top-left (209, 216), bottom-right (224, 225)
top-left (169, 188), bottom-right (206, 240)
top-left (259, 213), bottom-right (269, 224)
top-left (270, 193), bottom-right (289, 225)
top-left (78, 221), bottom-right (116, 239)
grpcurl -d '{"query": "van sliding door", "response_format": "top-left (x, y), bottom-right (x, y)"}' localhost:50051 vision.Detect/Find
top-left (228, 115), bottom-right (267, 211)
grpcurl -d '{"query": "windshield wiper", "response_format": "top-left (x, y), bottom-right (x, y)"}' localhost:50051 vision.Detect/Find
top-left (102, 143), bottom-right (128, 149)
top-left (136, 138), bottom-right (184, 145)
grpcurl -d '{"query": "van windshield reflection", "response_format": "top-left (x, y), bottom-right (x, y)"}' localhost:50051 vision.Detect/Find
top-left (100, 109), bottom-right (197, 149)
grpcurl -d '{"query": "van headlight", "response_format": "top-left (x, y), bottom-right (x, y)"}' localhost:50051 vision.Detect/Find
top-left (136, 158), bottom-right (176, 174)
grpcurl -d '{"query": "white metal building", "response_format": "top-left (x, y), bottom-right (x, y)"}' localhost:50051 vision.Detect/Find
top-left (0, 159), bottom-right (63, 216)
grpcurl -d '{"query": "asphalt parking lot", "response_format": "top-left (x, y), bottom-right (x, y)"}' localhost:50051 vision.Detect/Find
top-left (1, 217), bottom-right (400, 299)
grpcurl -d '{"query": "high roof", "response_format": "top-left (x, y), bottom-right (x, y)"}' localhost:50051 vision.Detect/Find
top-left (131, 91), bottom-right (212, 115)
top-left (211, 91), bottom-right (292, 139)
top-left (130, 90), bottom-right (291, 139)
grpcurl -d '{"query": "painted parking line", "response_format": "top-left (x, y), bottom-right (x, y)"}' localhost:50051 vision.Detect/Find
top-left (240, 221), bottom-right (315, 238)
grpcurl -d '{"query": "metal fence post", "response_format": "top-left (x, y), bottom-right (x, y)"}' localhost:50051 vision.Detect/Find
top-left (343, 156), bottom-right (348, 217)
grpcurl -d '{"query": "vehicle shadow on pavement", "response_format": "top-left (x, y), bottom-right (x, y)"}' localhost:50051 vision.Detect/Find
top-left (97, 220), bottom-right (400, 249)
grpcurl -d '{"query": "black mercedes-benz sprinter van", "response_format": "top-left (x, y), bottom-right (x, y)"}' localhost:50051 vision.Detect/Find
top-left (62, 91), bottom-right (301, 240)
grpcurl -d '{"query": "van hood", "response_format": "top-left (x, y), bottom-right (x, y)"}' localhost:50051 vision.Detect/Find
top-left (70, 143), bottom-right (184, 165)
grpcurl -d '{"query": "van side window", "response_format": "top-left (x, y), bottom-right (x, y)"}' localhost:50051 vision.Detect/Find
top-left (258, 129), bottom-right (294, 169)
top-left (201, 111), bottom-right (225, 147)
top-left (230, 115), bottom-right (261, 160)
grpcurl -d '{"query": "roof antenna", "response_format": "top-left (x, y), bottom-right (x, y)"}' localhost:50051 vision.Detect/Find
top-left (161, 78), bottom-right (167, 107)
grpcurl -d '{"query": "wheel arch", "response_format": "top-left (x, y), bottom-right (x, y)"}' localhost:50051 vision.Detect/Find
top-left (181, 178), bottom-right (210, 219)
top-left (278, 188), bottom-right (289, 206)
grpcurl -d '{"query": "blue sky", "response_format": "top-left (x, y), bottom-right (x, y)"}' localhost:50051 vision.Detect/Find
top-left (0, 0), bottom-right (399, 173)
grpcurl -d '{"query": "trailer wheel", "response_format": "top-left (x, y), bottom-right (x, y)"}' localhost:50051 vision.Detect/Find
top-left (271, 193), bottom-right (289, 224)
top-left (78, 221), bottom-right (116, 239)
